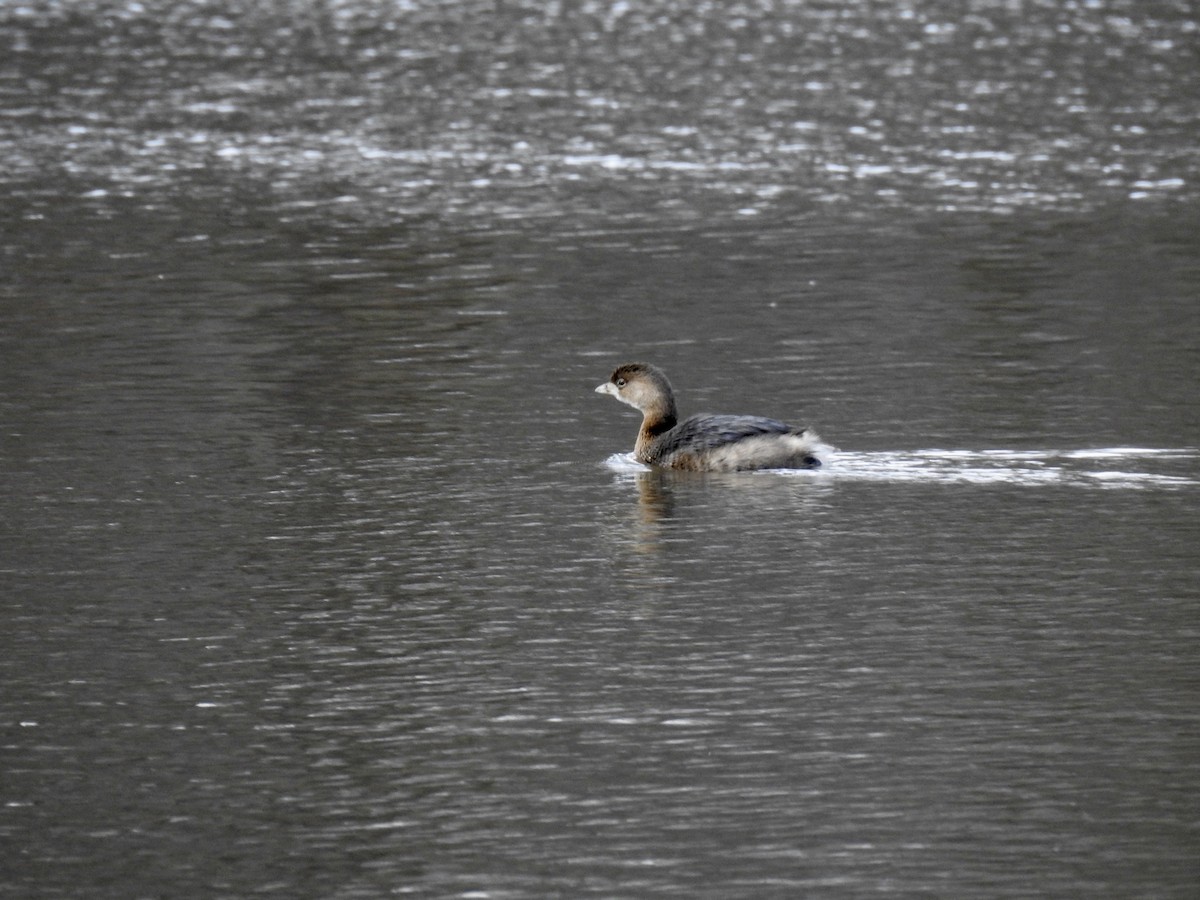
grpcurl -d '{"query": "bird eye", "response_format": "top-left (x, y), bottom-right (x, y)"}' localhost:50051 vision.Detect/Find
top-left (615, 378), bottom-right (626, 387)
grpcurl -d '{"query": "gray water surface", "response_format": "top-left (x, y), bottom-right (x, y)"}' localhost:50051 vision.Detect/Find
top-left (2, 2), bottom-right (1199, 897)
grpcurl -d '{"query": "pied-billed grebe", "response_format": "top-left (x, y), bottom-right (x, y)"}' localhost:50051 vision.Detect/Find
top-left (595, 363), bottom-right (825, 471)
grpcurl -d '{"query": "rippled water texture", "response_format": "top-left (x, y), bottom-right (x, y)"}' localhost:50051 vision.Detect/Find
top-left (2, 2), bottom-right (1199, 898)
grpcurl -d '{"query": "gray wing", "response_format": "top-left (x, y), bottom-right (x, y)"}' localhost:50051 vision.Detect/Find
top-left (659, 414), bottom-right (799, 454)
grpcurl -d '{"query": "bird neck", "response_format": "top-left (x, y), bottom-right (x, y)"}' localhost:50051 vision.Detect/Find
top-left (639, 400), bottom-right (677, 440)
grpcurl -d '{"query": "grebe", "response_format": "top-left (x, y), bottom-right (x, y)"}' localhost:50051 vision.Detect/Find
top-left (596, 363), bottom-right (824, 471)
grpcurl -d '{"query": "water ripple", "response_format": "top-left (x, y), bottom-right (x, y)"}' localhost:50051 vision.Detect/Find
top-left (822, 447), bottom-right (1199, 488)
top-left (605, 448), bottom-right (1199, 489)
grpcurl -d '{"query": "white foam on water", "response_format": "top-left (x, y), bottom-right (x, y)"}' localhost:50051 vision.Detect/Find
top-left (808, 447), bottom-right (1199, 489)
top-left (601, 452), bottom-right (650, 473)
top-left (602, 448), bottom-right (1199, 489)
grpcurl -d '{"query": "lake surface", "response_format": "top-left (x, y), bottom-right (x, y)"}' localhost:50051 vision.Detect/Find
top-left (2, 1), bottom-right (1199, 897)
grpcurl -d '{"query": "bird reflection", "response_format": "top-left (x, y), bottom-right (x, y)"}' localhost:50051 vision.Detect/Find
top-left (608, 468), bottom-right (678, 556)
top-left (633, 468), bottom-right (677, 525)
top-left (610, 465), bottom-right (828, 556)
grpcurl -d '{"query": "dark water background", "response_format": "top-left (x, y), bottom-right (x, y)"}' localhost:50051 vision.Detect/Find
top-left (2, 2), bottom-right (1199, 897)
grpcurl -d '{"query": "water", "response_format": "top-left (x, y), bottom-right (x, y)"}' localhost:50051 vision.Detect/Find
top-left (2, 1), bottom-right (1199, 897)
